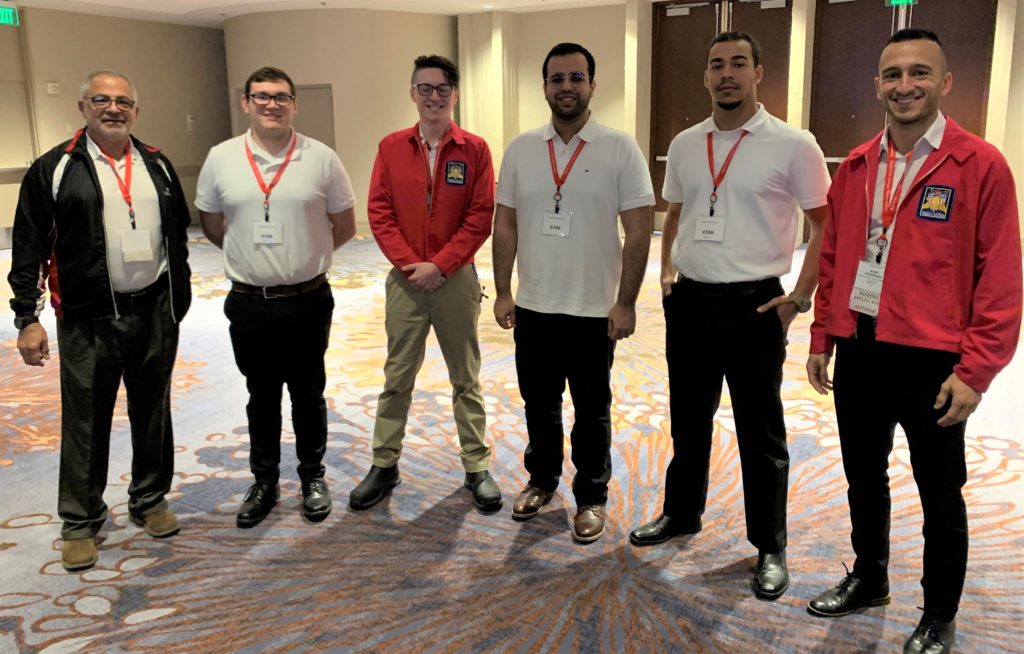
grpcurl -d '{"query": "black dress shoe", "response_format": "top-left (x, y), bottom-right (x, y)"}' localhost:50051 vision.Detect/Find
top-left (904, 614), bottom-right (955, 654)
top-left (807, 571), bottom-right (891, 617)
top-left (629, 514), bottom-right (702, 546)
top-left (301, 478), bottom-right (332, 521)
top-left (237, 482), bottom-right (279, 528)
top-left (349, 464), bottom-right (400, 510)
top-left (464, 471), bottom-right (502, 511)
top-left (752, 550), bottom-right (790, 600)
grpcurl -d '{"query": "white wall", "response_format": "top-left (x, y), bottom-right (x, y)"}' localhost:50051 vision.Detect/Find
top-left (224, 9), bottom-right (458, 236)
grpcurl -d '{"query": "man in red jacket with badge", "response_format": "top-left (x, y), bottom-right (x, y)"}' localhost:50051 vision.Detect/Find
top-left (351, 55), bottom-right (501, 512)
top-left (806, 29), bottom-right (1021, 654)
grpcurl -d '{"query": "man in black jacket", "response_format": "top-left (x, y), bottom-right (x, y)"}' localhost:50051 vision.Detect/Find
top-left (9, 70), bottom-right (192, 572)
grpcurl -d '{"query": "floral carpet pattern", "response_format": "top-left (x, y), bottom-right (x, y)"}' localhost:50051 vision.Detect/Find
top-left (0, 233), bottom-right (1021, 653)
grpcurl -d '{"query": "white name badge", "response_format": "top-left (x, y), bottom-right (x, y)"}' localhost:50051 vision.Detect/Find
top-left (253, 222), bottom-right (283, 245)
top-left (542, 211), bottom-right (572, 238)
top-left (694, 215), bottom-right (725, 242)
top-left (849, 259), bottom-right (885, 317)
top-left (121, 229), bottom-right (154, 262)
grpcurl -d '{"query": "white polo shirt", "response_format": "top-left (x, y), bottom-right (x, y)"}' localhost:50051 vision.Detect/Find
top-left (86, 135), bottom-right (166, 292)
top-left (663, 104), bottom-right (830, 283)
top-left (195, 130), bottom-right (356, 286)
top-left (496, 117), bottom-right (655, 318)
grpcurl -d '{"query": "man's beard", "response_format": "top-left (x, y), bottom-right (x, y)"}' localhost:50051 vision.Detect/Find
top-left (549, 93), bottom-right (590, 121)
top-left (716, 100), bottom-right (742, 111)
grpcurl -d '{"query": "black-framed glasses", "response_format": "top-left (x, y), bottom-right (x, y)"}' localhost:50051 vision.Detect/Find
top-left (545, 72), bottom-right (589, 86)
top-left (248, 92), bottom-right (295, 106)
top-left (413, 83), bottom-right (454, 97)
top-left (87, 95), bottom-right (136, 111)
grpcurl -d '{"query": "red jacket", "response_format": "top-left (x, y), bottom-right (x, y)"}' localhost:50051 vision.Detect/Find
top-left (811, 118), bottom-right (1022, 393)
top-left (367, 122), bottom-right (494, 276)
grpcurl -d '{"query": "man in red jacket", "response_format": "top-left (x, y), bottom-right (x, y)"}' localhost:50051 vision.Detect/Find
top-left (806, 29), bottom-right (1022, 654)
top-left (351, 55), bottom-right (501, 512)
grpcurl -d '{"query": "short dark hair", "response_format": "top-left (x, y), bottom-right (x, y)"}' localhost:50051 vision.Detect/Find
top-left (887, 28), bottom-right (943, 49)
top-left (244, 67), bottom-right (295, 96)
top-left (411, 55), bottom-right (460, 87)
top-left (706, 31), bottom-right (762, 67)
top-left (542, 43), bottom-right (596, 81)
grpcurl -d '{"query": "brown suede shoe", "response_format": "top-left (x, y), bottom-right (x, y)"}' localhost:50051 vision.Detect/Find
top-left (61, 537), bottom-right (98, 571)
top-left (130, 509), bottom-right (180, 538)
top-left (511, 486), bottom-right (554, 520)
top-left (573, 505), bottom-right (606, 543)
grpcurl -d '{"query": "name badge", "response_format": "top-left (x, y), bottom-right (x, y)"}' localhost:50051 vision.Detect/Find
top-left (253, 222), bottom-right (283, 245)
top-left (849, 259), bottom-right (885, 317)
top-left (542, 211), bottom-right (571, 238)
top-left (121, 229), bottom-right (154, 262)
top-left (694, 215), bottom-right (725, 242)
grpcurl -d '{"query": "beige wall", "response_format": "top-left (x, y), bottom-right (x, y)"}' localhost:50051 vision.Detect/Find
top-left (1004, 0), bottom-right (1024, 229)
top-left (515, 5), bottom-right (626, 134)
top-left (1, 7), bottom-right (230, 231)
top-left (224, 9), bottom-right (458, 236)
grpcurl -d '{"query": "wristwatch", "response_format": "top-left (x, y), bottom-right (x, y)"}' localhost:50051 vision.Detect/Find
top-left (13, 315), bottom-right (40, 330)
top-left (787, 292), bottom-right (812, 313)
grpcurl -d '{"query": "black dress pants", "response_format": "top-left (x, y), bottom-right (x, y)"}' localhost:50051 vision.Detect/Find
top-left (662, 276), bottom-right (789, 553)
top-left (224, 281), bottom-right (334, 485)
top-left (514, 306), bottom-right (615, 506)
top-left (57, 278), bottom-right (178, 540)
top-left (834, 315), bottom-right (967, 622)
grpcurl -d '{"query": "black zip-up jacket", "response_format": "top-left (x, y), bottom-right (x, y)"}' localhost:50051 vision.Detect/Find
top-left (8, 129), bottom-right (192, 322)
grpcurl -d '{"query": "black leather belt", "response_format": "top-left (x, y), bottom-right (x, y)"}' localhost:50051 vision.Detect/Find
top-left (230, 273), bottom-right (328, 299)
top-left (675, 274), bottom-right (780, 297)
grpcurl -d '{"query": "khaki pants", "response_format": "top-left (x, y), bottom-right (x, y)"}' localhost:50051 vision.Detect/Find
top-left (372, 265), bottom-right (490, 471)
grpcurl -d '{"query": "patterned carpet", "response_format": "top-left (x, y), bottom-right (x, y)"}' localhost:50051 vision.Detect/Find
top-left (0, 231), bottom-right (1021, 653)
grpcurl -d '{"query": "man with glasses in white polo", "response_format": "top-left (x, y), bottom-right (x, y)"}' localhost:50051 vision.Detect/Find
top-left (350, 55), bottom-right (501, 512)
top-left (493, 43), bottom-right (654, 543)
top-left (10, 70), bottom-right (193, 571)
top-left (196, 66), bottom-right (357, 528)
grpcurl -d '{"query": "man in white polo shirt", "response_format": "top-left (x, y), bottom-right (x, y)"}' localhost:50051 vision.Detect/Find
top-left (196, 66), bottom-right (356, 528)
top-left (493, 42), bottom-right (654, 543)
top-left (628, 32), bottom-right (829, 601)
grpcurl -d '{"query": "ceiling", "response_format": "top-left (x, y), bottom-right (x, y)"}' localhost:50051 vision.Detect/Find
top-left (8, 0), bottom-right (625, 28)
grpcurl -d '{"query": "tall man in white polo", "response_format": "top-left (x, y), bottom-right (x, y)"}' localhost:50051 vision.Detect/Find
top-left (493, 42), bottom-right (654, 544)
top-left (628, 32), bottom-right (830, 601)
top-left (196, 66), bottom-right (356, 528)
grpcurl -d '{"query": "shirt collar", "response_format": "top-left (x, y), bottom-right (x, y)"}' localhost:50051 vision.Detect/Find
top-left (246, 128), bottom-right (303, 162)
top-left (85, 133), bottom-right (136, 162)
top-left (880, 112), bottom-right (946, 157)
top-left (704, 103), bottom-right (767, 135)
top-left (542, 113), bottom-right (598, 144)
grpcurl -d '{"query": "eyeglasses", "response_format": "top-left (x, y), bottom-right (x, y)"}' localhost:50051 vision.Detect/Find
top-left (247, 92), bottom-right (295, 106)
top-left (413, 83), bottom-right (454, 97)
top-left (87, 95), bottom-right (136, 111)
top-left (545, 72), bottom-right (589, 86)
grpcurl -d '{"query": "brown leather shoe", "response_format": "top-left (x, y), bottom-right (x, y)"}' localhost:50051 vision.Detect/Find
top-left (61, 537), bottom-right (98, 571)
top-left (130, 509), bottom-right (180, 538)
top-left (512, 486), bottom-right (554, 520)
top-left (573, 505), bottom-right (606, 543)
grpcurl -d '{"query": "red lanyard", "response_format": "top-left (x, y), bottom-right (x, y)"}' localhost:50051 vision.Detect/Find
top-left (99, 146), bottom-right (135, 228)
top-left (706, 130), bottom-right (749, 217)
top-left (245, 132), bottom-right (298, 221)
top-left (875, 141), bottom-right (913, 263)
top-left (548, 138), bottom-right (586, 214)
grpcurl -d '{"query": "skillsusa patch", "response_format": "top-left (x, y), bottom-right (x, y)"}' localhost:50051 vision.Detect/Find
top-left (917, 185), bottom-right (954, 221)
top-left (446, 161), bottom-right (467, 185)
